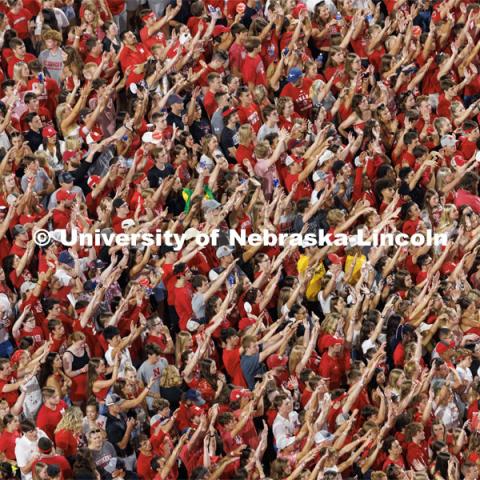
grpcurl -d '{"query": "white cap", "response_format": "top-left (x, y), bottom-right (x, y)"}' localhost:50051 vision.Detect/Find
top-left (121, 219), bottom-right (135, 229)
top-left (186, 319), bottom-right (200, 332)
top-left (184, 228), bottom-right (201, 241)
top-left (20, 281), bottom-right (36, 296)
top-left (361, 339), bottom-right (376, 355)
top-left (284, 155), bottom-right (295, 167)
top-left (440, 134), bottom-right (457, 148)
top-left (314, 430), bottom-right (334, 444)
top-left (141, 131), bottom-right (162, 144)
top-left (317, 150), bottom-right (334, 166)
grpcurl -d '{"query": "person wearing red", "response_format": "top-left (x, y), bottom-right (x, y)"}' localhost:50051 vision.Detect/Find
top-left (221, 328), bottom-right (248, 387)
top-left (241, 37), bottom-right (267, 90)
top-left (237, 87), bottom-right (262, 133)
top-left (280, 67), bottom-right (313, 119)
top-left (7, 38), bottom-right (36, 78)
top-left (137, 434), bottom-right (155, 480)
top-left (35, 387), bottom-right (67, 440)
top-left (51, 189), bottom-right (75, 230)
top-left (454, 172), bottom-right (480, 214)
top-left (6, 0), bottom-right (33, 41)
top-left (32, 437), bottom-right (72, 480)
top-left (139, 4), bottom-right (180, 51)
top-left (0, 414), bottom-right (21, 461)
top-left (382, 437), bottom-right (406, 470)
top-left (118, 30), bottom-right (151, 86)
top-left (318, 337), bottom-right (350, 390)
top-left (203, 72), bottom-right (223, 119)
top-left (283, 153), bottom-right (316, 202)
top-left (173, 263), bottom-right (193, 332)
top-left (405, 423), bottom-right (428, 468)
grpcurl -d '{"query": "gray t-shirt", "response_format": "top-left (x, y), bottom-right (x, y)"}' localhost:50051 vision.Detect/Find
top-left (257, 124), bottom-right (279, 142)
top-left (211, 108), bottom-right (225, 139)
top-left (90, 441), bottom-right (118, 473)
top-left (38, 49), bottom-right (64, 85)
top-left (21, 168), bottom-right (50, 194)
top-left (192, 292), bottom-right (206, 320)
top-left (137, 357), bottom-right (168, 409)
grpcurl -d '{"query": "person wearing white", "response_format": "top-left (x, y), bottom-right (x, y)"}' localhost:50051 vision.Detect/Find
top-left (15, 421), bottom-right (48, 480)
top-left (103, 326), bottom-right (139, 376)
top-left (272, 396), bottom-right (300, 446)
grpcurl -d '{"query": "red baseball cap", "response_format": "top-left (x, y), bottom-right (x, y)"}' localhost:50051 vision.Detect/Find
top-left (213, 25), bottom-right (231, 37)
top-left (230, 388), bottom-right (253, 402)
top-left (322, 335), bottom-right (344, 348)
top-left (436, 340), bottom-right (455, 355)
top-left (88, 175), bottom-right (101, 189)
top-left (327, 253), bottom-right (343, 265)
top-left (57, 189), bottom-right (75, 202)
top-left (63, 150), bottom-right (78, 162)
top-left (42, 126), bottom-right (57, 138)
top-left (267, 354), bottom-right (288, 370)
top-left (292, 2), bottom-right (307, 18)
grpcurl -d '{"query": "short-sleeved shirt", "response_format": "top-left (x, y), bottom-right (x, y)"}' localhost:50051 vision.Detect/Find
top-left (240, 351), bottom-right (265, 390)
top-left (105, 412), bottom-right (134, 457)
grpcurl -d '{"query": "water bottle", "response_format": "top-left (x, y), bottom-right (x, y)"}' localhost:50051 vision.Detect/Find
top-left (335, 12), bottom-right (342, 21)
top-left (273, 179), bottom-right (279, 188)
top-left (365, 14), bottom-right (374, 25)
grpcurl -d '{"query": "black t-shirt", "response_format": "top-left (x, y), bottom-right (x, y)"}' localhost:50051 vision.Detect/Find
top-left (147, 163), bottom-right (175, 188)
top-left (167, 111), bottom-right (184, 130)
top-left (25, 129), bottom-right (43, 151)
top-left (105, 412), bottom-right (134, 457)
top-left (220, 126), bottom-right (238, 163)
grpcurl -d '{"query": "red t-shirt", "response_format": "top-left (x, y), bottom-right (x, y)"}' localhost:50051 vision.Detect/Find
top-left (137, 452), bottom-right (155, 480)
top-left (237, 103), bottom-right (262, 133)
top-left (7, 8), bottom-right (33, 39)
top-left (280, 81), bottom-right (313, 118)
top-left (203, 90), bottom-right (217, 118)
top-left (0, 379), bottom-right (18, 407)
top-left (36, 401), bottom-right (67, 440)
top-left (174, 283), bottom-right (193, 331)
top-left (0, 430), bottom-right (20, 460)
top-left (222, 347), bottom-right (247, 387)
top-left (139, 26), bottom-right (166, 51)
top-left (54, 429), bottom-right (78, 457)
top-left (241, 54), bottom-right (267, 88)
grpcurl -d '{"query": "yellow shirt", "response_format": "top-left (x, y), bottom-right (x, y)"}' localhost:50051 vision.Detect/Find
top-left (345, 254), bottom-right (366, 284)
top-left (297, 254), bottom-right (326, 301)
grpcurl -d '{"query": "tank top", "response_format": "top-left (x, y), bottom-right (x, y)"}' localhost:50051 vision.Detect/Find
top-left (68, 348), bottom-right (89, 371)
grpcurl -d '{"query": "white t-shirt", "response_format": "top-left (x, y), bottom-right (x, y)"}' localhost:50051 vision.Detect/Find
top-left (105, 346), bottom-right (133, 376)
top-left (15, 429), bottom-right (48, 480)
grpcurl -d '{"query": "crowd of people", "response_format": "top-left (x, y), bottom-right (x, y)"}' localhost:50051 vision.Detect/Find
top-left (1, 0), bottom-right (480, 479)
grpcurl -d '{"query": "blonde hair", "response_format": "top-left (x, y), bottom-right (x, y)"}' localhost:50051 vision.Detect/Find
top-left (388, 369), bottom-right (404, 388)
top-left (175, 331), bottom-right (192, 366)
top-left (13, 62), bottom-right (28, 83)
top-left (54, 406), bottom-right (83, 434)
top-left (288, 345), bottom-right (305, 374)
top-left (159, 365), bottom-right (182, 388)
top-left (238, 124), bottom-right (253, 144)
top-left (69, 331), bottom-right (86, 345)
